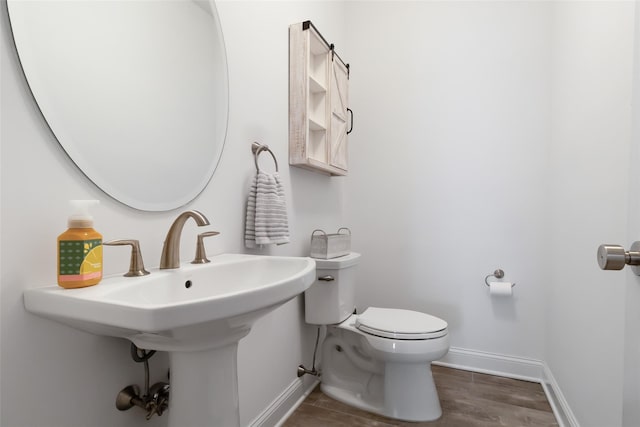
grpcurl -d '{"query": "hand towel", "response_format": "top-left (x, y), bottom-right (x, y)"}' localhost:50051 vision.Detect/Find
top-left (245, 171), bottom-right (290, 248)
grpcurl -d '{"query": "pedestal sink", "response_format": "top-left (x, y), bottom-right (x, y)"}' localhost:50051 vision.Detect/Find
top-left (24, 254), bottom-right (316, 427)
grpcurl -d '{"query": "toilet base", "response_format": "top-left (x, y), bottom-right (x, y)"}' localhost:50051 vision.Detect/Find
top-left (320, 361), bottom-right (442, 422)
top-left (319, 320), bottom-right (446, 422)
top-left (321, 383), bottom-right (384, 418)
top-left (384, 362), bottom-right (442, 421)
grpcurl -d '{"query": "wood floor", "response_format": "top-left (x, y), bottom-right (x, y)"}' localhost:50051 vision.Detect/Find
top-left (282, 365), bottom-right (559, 427)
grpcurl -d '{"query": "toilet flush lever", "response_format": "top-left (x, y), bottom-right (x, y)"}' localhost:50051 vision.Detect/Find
top-left (597, 241), bottom-right (640, 275)
top-left (318, 275), bottom-right (335, 282)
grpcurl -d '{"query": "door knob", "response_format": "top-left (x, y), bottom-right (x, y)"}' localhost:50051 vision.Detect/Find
top-left (597, 241), bottom-right (640, 275)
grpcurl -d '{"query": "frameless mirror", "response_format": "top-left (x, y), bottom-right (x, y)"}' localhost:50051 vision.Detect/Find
top-left (7, 0), bottom-right (228, 211)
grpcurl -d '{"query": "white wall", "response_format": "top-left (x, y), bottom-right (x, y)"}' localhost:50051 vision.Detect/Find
top-left (3, 1), bottom-right (639, 426)
top-left (0, 2), bottom-right (346, 426)
top-left (344, 1), bottom-right (635, 426)
top-left (344, 0), bottom-right (551, 360)
top-left (547, 2), bottom-right (634, 426)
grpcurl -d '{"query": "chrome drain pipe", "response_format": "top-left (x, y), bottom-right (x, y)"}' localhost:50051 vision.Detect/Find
top-left (116, 343), bottom-right (170, 420)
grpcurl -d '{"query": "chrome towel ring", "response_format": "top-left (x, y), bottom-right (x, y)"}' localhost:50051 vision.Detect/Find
top-left (251, 141), bottom-right (279, 172)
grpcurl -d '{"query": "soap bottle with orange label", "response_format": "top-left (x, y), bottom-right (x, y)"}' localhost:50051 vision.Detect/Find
top-left (57, 200), bottom-right (103, 288)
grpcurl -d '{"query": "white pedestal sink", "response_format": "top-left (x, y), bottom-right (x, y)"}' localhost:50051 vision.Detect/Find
top-left (24, 254), bottom-right (316, 427)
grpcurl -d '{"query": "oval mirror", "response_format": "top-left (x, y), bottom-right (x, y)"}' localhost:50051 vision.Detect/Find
top-left (7, 0), bottom-right (228, 211)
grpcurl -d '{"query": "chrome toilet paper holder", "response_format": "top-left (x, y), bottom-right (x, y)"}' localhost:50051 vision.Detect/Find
top-left (484, 269), bottom-right (516, 288)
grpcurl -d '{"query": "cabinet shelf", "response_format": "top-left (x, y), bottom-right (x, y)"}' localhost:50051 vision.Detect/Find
top-left (309, 75), bottom-right (326, 93)
top-left (309, 117), bottom-right (326, 131)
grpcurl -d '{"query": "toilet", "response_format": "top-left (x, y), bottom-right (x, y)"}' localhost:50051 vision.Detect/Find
top-left (304, 252), bottom-right (449, 422)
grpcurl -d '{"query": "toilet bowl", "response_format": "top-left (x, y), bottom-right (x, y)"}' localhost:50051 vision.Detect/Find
top-left (304, 253), bottom-right (449, 422)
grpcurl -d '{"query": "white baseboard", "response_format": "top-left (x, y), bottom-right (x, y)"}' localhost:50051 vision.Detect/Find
top-left (260, 347), bottom-right (578, 427)
top-left (248, 375), bottom-right (319, 427)
top-left (435, 347), bottom-right (578, 427)
top-left (541, 363), bottom-right (580, 427)
top-left (434, 346), bottom-right (545, 382)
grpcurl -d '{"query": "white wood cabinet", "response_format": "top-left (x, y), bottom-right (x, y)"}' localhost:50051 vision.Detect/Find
top-left (289, 21), bottom-right (350, 176)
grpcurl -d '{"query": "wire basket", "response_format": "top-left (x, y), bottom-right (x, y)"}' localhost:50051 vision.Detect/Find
top-left (310, 228), bottom-right (351, 259)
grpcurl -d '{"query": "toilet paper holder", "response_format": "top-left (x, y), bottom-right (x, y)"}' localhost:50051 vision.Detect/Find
top-left (484, 269), bottom-right (516, 287)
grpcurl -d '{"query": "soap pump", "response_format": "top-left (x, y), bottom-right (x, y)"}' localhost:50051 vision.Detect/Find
top-left (57, 200), bottom-right (103, 288)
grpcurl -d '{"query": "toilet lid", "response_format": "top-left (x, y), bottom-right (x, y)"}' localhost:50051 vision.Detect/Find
top-left (356, 307), bottom-right (448, 340)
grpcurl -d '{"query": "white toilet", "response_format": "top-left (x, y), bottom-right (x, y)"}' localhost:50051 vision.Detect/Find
top-left (304, 252), bottom-right (449, 422)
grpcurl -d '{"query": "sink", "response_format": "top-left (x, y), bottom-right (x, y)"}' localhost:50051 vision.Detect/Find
top-left (25, 254), bottom-right (316, 349)
top-left (24, 254), bottom-right (316, 427)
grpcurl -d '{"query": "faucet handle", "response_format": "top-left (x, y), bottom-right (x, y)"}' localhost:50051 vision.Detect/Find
top-left (191, 231), bottom-right (220, 264)
top-left (104, 239), bottom-right (150, 277)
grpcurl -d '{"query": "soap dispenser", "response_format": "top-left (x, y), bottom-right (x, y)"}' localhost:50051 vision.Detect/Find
top-left (57, 200), bottom-right (102, 288)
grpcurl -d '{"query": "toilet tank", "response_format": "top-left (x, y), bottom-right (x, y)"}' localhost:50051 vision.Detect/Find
top-left (305, 252), bottom-right (361, 325)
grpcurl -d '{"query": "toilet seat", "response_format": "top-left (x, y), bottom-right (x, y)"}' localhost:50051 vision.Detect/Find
top-left (356, 307), bottom-right (448, 340)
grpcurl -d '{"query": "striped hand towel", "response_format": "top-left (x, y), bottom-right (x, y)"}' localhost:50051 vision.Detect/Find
top-left (245, 171), bottom-right (290, 248)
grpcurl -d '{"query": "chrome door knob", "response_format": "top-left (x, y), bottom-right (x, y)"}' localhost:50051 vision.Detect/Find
top-left (597, 245), bottom-right (627, 270)
top-left (597, 242), bottom-right (640, 274)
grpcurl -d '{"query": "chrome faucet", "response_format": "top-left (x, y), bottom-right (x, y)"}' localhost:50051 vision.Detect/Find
top-left (160, 210), bottom-right (210, 269)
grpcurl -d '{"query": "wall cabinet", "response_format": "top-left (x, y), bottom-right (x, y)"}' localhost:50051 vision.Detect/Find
top-left (289, 21), bottom-right (350, 176)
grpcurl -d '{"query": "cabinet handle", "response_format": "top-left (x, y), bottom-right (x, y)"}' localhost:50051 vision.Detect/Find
top-left (347, 108), bottom-right (354, 135)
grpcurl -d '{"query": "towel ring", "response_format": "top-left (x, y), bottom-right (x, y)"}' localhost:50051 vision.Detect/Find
top-left (251, 142), bottom-right (279, 173)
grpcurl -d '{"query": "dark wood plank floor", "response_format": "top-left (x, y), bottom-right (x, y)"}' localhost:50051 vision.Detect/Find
top-left (282, 365), bottom-right (558, 427)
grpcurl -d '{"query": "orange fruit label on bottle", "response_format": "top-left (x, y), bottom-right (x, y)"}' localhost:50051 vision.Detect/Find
top-left (58, 239), bottom-right (102, 283)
